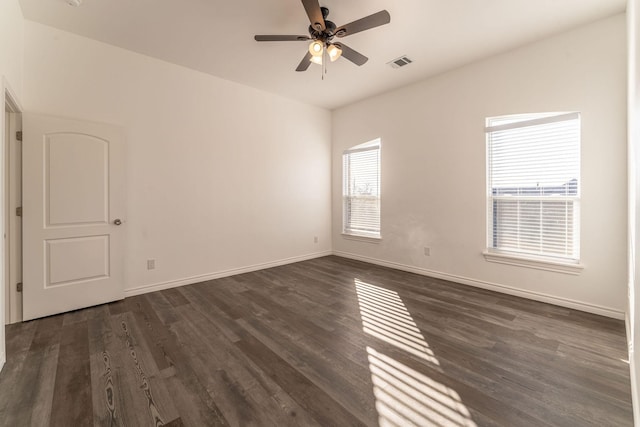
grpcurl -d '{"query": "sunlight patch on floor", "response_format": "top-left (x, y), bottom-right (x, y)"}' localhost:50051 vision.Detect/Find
top-left (355, 279), bottom-right (477, 427)
top-left (355, 279), bottom-right (439, 364)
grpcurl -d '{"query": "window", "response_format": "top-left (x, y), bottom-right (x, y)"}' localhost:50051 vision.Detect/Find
top-left (486, 112), bottom-right (580, 265)
top-left (343, 139), bottom-right (381, 238)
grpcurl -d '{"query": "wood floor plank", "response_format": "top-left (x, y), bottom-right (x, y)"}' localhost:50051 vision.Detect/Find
top-left (172, 290), bottom-right (325, 427)
top-left (163, 373), bottom-right (228, 427)
top-left (113, 311), bottom-right (180, 425)
top-left (29, 343), bottom-right (61, 427)
top-left (236, 316), bottom-right (378, 425)
top-left (130, 294), bottom-right (230, 426)
top-left (0, 350), bottom-right (31, 422)
top-left (4, 320), bottom-right (38, 356)
top-left (98, 312), bottom-right (164, 427)
top-left (178, 285), bottom-right (246, 343)
top-left (171, 303), bottom-right (321, 427)
top-left (234, 331), bottom-right (368, 427)
top-left (0, 256), bottom-right (633, 426)
top-left (0, 316), bottom-right (62, 426)
top-left (106, 299), bottom-right (128, 316)
top-left (160, 287), bottom-right (190, 308)
top-left (63, 305), bottom-right (110, 327)
top-left (124, 295), bottom-right (174, 372)
top-left (50, 320), bottom-right (93, 427)
top-left (145, 291), bottom-right (182, 326)
top-left (88, 315), bottom-right (120, 426)
top-left (0, 321), bottom-right (39, 419)
top-left (167, 313), bottom-right (268, 426)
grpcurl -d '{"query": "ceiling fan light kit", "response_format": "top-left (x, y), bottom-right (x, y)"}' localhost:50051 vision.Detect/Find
top-left (310, 55), bottom-right (323, 65)
top-left (327, 44), bottom-right (342, 62)
top-left (307, 42), bottom-right (341, 66)
top-left (309, 40), bottom-right (324, 56)
top-left (255, 0), bottom-right (390, 74)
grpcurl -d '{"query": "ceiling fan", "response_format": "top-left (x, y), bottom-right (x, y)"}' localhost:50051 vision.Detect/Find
top-left (254, 0), bottom-right (391, 72)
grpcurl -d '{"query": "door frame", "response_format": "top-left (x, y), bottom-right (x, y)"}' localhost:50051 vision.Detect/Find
top-left (5, 93), bottom-right (21, 325)
top-left (1, 77), bottom-right (23, 371)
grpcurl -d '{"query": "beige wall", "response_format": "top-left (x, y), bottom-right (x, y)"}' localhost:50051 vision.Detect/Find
top-left (23, 21), bottom-right (332, 294)
top-left (332, 14), bottom-right (627, 317)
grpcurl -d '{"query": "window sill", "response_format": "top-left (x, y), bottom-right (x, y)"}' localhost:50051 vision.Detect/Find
top-left (342, 233), bottom-right (382, 244)
top-left (483, 251), bottom-right (584, 275)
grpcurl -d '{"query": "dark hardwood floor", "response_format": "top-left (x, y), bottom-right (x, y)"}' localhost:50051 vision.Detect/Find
top-left (0, 256), bottom-right (633, 426)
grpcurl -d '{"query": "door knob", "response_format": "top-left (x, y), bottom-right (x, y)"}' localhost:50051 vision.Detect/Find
top-left (113, 219), bottom-right (122, 226)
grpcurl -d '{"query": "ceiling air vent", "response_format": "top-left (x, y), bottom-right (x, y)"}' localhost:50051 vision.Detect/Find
top-left (387, 55), bottom-right (413, 69)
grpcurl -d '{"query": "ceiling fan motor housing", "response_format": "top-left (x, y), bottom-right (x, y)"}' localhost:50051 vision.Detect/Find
top-left (309, 8), bottom-right (337, 42)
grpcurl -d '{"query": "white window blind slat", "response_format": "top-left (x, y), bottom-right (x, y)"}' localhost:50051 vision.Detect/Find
top-left (343, 141), bottom-right (381, 237)
top-left (487, 113), bottom-right (580, 261)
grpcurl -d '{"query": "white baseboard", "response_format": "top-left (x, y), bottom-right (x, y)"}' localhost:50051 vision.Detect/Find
top-left (0, 352), bottom-right (5, 373)
top-left (333, 251), bottom-right (625, 320)
top-left (124, 248), bottom-right (625, 319)
top-left (124, 250), bottom-right (333, 297)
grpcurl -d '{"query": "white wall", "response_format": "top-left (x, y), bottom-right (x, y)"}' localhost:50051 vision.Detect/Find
top-left (23, 21), bottom-right (332, 295)
top-left (0, 0), bottom-right (24, 100)
top-left (628, 0), bottom-right (640, 423)
top-left (332, 14), bottom-right (627, 317)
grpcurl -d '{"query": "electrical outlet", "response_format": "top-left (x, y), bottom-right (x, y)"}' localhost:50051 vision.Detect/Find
top-left (314, 236), bottom-right (319, 243)
top-left (424, 247), bottom-right (431, 256)
top-left (147, 259), bottom-right (155, 270)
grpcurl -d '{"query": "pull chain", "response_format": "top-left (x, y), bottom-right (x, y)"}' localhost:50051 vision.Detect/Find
top-left (325, 48), bottom-right (328, 77)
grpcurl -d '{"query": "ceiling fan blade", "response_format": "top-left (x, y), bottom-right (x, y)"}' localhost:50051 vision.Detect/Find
top-left (335, 10), bottom-right (391, 38)
top-left (335, 43), bottom-right (368, 66)
top-left (255, 35), bottom-right (310, 42)
top-left (301, 0), bottom-right (326, 31)
top-left (296, 52), bottom-right (313, 72)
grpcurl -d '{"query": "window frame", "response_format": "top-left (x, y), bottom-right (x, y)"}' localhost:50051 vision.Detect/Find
top-left (342, 139), bottom-right (381, 240)
top-left (484, 112), bottom-right (583, 274)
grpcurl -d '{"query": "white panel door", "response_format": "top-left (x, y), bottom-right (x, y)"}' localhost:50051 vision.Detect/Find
top-left (23, 113), bottom-right (125, 320)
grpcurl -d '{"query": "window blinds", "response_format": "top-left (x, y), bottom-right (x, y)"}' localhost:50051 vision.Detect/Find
top-left (343, 144), bottom-right (381, 237)
top-left (486, 112), bottom-right (580, 260)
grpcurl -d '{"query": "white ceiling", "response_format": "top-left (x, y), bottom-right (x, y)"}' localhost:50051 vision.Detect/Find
top-left (19, 0), bottom-right (626, 110)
